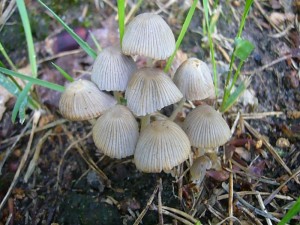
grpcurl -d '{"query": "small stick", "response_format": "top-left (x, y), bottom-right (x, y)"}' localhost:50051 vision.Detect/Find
top-left (158, 178), bottom-right (164, 225)
top-left (228, 161), bottom-right (234, 225)
top-left (161, 209), bottom-right (194, 225)
top-left (244, 120), bottom-right (292, 176)
top-left (264, 166), bottom-right (300, 206)
top-left (218, 191), bottom-right (293, 201)
top-left (162, 206), bottom-right (198, 224)
top-left (255, 192), bottom-right (273, 225)
top-left (133, 182), bottom-right (160, 225)
top-left (0, 110), bottom-right (41, 211)
top-left (240, 206), bottom-right (264, 225)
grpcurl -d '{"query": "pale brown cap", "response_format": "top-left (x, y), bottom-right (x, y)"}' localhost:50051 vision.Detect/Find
top-left (59, 79), bottom-right (117, 121)
top-left (92, 105), bottom-right (139, 159)
top-left (91, 46), bottom-right (137, 91)
top-left (190, 155), bottom-right (212, 181)
top-left (183, 105), bottom-right (231, 148)
top-left (173, 58), bottom-right (215, 101)
top-left (134, 120), bottom-right (191, 173)
top-left (125, 68), bottom-right (183, 116)
top-left (122, 13), bottom-right (175, 60)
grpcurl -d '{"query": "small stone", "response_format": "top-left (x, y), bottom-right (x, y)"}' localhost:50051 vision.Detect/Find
top-left (276, 137), bottom-right (290, 148)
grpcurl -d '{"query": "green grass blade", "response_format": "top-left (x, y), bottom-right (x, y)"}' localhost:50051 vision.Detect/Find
top-left (89, 31), bottom-right (102, 52)
top-left (164, 0), bottom-right (198, 73)
top-left (0, 67), bottom-right (65, 92)
top-left (37, 0), bottom-right (97, 59)
top-left (12, 82), bottom-right (31, 123)
top-left (278, 197), bottom-right (300, 225)
top-left (203, 0), bottom-right (218, 97)
top-left (117, 0), bottom-right (125, 46)
top-left (16, 0), bottom-right (37, 77)
top-left (220, 78), bottom-right (250, 113)
top-left (237, 0), bottom-right (254, 38)
top-left (51, 62), bottom-right (74, 82)
top-left (0, 42), bottom-right (18, 71)
top-left (0, 73), bottom-right (19, 96)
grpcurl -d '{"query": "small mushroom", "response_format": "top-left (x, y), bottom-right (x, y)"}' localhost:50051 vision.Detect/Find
top-left (125, 68), bottom-right (183, 116)
top-left (173, 58), bottom-right (215, 101)
top-left (122, 13), bottom-right (175, 60)
top-left (59, 79), bottom-right (117, 121)
top-left (92, 105), bottom-right (139, 159)
top-left (91, 46), bottom-right (137, 91)
top-left (183, 105), bottom-right (231, 149)
top-left (190, 155), bottom-right (212, 182)
top-left (134, 120), bottom-right (191, 173)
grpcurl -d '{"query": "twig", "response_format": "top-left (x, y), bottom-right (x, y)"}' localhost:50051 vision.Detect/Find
top-left (222, 183), bottom-right (280, 222)
top-left (0, 115), bottom-right (34, 174)
top-left (161, 209), bottom-right (194, 225)
top-left (264, 166), bottom-right (300, 206)
top-left (158, 178), bottom-right (164, 225)
top-left (228, 111), bottom-right (283, 119)
top-left (240, 206), bottom-right (264, 225)
top-left (228, 161), bottom-right (234, 225)
top-left (242, 54), bottom-right (291, 75)
top-left (133, 181), bottom-right (160, 225)
top-left (244, 120), bottom-right (292, 176)
top-left (255, 192), bottom-right (273, 225)
top-left (0, 110), bottom-right (41, 211)
top-left (37, 49), bottom-right (83, 64)
top-left (162, 206), bottom-right (198, 224)
top-left (218, 191), bottom-right (293, 201)
top-left (24, 130), bottom-right (53, 182)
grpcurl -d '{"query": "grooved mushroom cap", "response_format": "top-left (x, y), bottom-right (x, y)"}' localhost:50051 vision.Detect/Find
top-left (59, 79), bottom-right (117, 121)
top-left (122, 13), bottom-right (175, 60)
top-left (92, 105), bottom-right (139, 159)
top-left (173, 58), bottom-right (215, 101)
top-left (91, 46), bottom-right (137, 91)
top-left (125, 68), bottom-right (183, 116)
top-left (134, 120), bottom-right (191, 173)
top-left (183, 105), bottom-right (231, 148)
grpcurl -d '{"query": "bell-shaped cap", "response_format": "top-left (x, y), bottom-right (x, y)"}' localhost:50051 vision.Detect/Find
top-left (173, 58), bottom-right (215, 101)
top-left (92, 105), bottom-right (139, 159)
top-left (125, 68), bottom-right (183, 116)
top-left (59, 79), bottom-right (117, 121)
top-left (122, 13), bottom-right (175, 60)
top-left (134, 120), bottom-right (191, 173)
top-left (91, 46), bottom-right (137, 91)
top-left (183, 105), bottom-right (231, 148)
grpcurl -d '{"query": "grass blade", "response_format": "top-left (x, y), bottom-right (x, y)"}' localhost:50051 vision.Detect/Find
top-left (37, 0), bottom-right (97, 59)
top-left (12, 82), bottom-right (31, 123)
top-left (0, 67), bottom-right (65, 92)
top-left (164, 0), bottom-right (198, 73)
top-left (0, 42), bottom-right (17, 71)
top-left (0, 73), bottom-right (19, 96)
top-left (278, 197), bottom-right (300, 225)
top-left (16, 0), bottom-right (37, 77)
top-left (234, 38), bottom-right (255, 61)
top-left (51, 62), bottom-right (74, 82)
top-left (203, 0), bottom-right (218, 97)
top-left (117, 0), bottom-right (125, 46)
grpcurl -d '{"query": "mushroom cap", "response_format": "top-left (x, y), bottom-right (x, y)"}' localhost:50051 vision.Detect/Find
top-left (125, 68), bottom-right (183, 116)
top-left (122, 13), bottom-right (175, 60)
top-left (92, 105), bottom-right (139, 159)
top-left (173, 58), bottom-right (215, 101)
top-left (183, 105), bottom-right (231, 148)
top-left (190, 155), bottom-right (212, 181)
top-left (134, 120), bottom-right (191, 173)
top-left (91, 46), bottom-right (137, 91)
top-left (59, 79), bottom-right (117, 121)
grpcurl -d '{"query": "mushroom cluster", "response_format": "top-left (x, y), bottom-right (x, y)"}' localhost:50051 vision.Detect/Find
top-left (58, 12), bottom-right (231, 178)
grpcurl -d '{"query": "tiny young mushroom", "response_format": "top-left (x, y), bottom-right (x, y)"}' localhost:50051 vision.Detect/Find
top-left (134, 120), bottom-right (191, 173)
top-left (59, 79), bottom-right (117, 121)
top-left (91, 46), bottom-right (137, 92)
top-left (183, 105), bottom-right (231, 173)
top-left (122, 13), bottom-right (175, 60)
top-left (92, 105), bottom-right (139, 159)
top-left (125, 67), bottom-right (182, 128)
top-left (189, 155), bottom-right (212, 182)
top-left (170, 58), bottom-right (215, 120)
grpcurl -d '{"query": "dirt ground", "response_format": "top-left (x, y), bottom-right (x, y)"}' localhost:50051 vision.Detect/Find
top-left (0, 0), bottom-right (300, 225)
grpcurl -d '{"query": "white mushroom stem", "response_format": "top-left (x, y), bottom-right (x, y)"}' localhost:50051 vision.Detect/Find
top-left (169, 98), bottom-right (185, 121)
top-left (140, 114), bottom-right (150, 131)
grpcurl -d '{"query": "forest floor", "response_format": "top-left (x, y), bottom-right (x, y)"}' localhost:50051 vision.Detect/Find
top-left (0, 0), bottom-right (299, 224)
